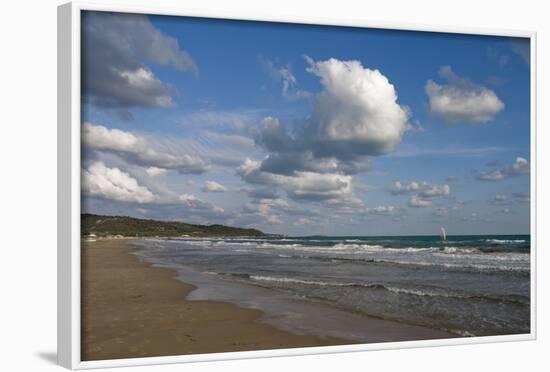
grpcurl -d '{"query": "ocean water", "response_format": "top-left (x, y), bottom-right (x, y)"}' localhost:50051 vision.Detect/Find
top-left (132, 235), bottom-right (530, 340)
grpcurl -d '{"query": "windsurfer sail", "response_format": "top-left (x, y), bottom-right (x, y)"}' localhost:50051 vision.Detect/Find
top-left (440, 227), bottom-right (447, 241)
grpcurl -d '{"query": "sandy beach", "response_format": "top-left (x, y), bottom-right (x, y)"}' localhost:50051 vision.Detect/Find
top-left (81, 239), bottom-right (350, 361)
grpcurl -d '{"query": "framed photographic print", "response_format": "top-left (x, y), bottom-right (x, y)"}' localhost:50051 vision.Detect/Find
top-left (58, 1), bottom-right (536, 369)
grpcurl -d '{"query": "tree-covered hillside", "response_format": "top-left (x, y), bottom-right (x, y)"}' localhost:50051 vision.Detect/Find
top-left (81, 214), bottom-right (268, 238)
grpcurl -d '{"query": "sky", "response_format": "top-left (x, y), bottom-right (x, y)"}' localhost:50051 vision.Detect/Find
top-left (80, 11), bottom-right (531, 236)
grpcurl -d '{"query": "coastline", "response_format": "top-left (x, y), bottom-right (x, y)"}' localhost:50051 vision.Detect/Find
top-left (81, 239), bottom-right (350, 361)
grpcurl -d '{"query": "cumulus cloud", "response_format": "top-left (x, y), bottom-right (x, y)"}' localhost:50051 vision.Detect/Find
top-left (419, 183), bottom-right (451, 198)
top-left (296, 217), bottom-right (315, 225)
top-left (408, 195), bottom-right (432, 208)
top-left (201, 181), bottom-right (227, 192)
top-left (252, 117), bottom-right (371, 176)
top-left (426, 66), bottom-right (504, 124)
top-left (390, 180), bottom-right (450, 209)
top-left (252, 58), bottom-right (410, 170)
top-left (82, 161), bottom-right (155, 203)
top-left (145, 167), bottom-right (167, 177)
top-left (89, 188), bottom-right (226, 222)
top-left (305, 57), bottom-right (410, 157)
top-left (238, 198), bottom-right (292, 226)
top-left (237, 158), bottom-right (353, 202)
top-left (253, 117), bottom-right (296, 154)
top-left (239, 57), bottom-right (410, 204)
top-left (492, 194), bottom-right (509, 204)
top-left (364, 206), bottom-right (397, 215)
top-left (82, 11), bottom-right (197, 117)
top-left (257, 151), bottom-right (371, 176)
top-left (243, 198), bottom-right (289, 214)
top-left (391, 181), bottom-right (450, 197)
top-left (83, 122), bottom-right (209, 174)
top-left (179, 193), bottom-right (224, 215)
top-left (390, 181), bottom-right (420, 194)
top-left (477, 157), bottom-right (529, 181)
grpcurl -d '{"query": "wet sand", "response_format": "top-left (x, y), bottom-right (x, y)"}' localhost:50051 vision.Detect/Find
top-left (81, 239), bottom-right (350, 361)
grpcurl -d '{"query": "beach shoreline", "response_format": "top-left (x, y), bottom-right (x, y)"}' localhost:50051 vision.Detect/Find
top-left (81, 239), bottom-right (351, 361)
top-left (81, 238), bottom-right (464, 361)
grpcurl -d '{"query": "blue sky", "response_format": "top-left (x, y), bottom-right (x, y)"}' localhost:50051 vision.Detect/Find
top-left (81, 11), bottom-right (531, 236)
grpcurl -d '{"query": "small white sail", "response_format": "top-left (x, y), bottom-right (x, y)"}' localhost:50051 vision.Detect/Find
top-left (440, 227), bottom-right (447, 241)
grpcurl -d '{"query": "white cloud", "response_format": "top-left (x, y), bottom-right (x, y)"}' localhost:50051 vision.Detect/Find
top-left (117, 67), bottom-right (174, 107)
top-left (391, 181), bottom-right (420, 194)
top-left (477, 157), bottom-right (529, 181)
top-left (240, 198), bottom-right (291, 226)
top-left (408, 195), bottom-right (432, 208)
top-left (82, 161), bottom-right (155, 203)
top-left (179, 193), bottom-right (224, 215)
top-left (364, 206), bottom-right (397, 215)
top-left (390, 180), bottom-right (449, 209)
top-left (418, 183), bottom-right (450, 198)
top-left (179, 193), bottom-right (199, 204)
top-left (239, 57), bottom-right (410, 205)
top-left (296, 217), bottom-right (315, 225)
top-left (83, 122), bottom-right (143, 151)
top-left (493, 194), bottom-right (509, 203)
top-left (391, 181), bottom-right (450, 197)
top-left (83, 122), bottom-right (209, 174)
top-left (145, 167), bottom-right (167, 177)
top-left (237, 158), bottom-right (353, 202)
top-left (305, 57), bottom-right (410, 156)
top-left (253, 117), bottom-right (295, 153)
top-left (253, 123), bottom-right (372, 174)
top-left (82, 12), bottom-right (196, 117)
top-left (265, 215), bottom-right (284, 225)
top-left (201, 181), bottom-right (227, 192)
top-left (426, 66), bottom-right (504, 123)
top-left (260, 198), bottom-right (290, 209)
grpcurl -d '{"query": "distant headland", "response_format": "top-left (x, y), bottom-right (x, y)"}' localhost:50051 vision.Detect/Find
top-left (81, 213), bottom-right (275, 238)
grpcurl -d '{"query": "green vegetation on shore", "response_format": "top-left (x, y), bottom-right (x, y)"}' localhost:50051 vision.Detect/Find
top-left (81, 214), bottom-right (270, 238)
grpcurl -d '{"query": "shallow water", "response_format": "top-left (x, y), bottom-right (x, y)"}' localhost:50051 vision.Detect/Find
top-left (132, 234), bottom-right (531, 338)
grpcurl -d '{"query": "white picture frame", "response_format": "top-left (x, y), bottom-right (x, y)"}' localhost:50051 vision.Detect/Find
top-left (57, 1), bottom-right (537, 369)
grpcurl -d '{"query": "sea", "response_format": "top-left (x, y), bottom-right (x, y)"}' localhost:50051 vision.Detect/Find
top-left (132, 234), bottom-right (531, 341)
